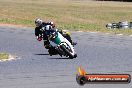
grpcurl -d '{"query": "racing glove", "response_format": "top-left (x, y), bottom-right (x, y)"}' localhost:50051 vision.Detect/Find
top-left (36, 36), bottom-right (42, 41)
top-left (37, 38), bottom-right (42, 41)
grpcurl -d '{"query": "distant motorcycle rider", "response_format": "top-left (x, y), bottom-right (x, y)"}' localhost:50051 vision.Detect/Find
top-left (34, 18), bottom-right (76, 55)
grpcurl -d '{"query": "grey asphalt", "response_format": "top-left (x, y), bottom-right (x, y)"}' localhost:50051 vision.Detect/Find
top-left (0, 26), bottom-right (132, 88)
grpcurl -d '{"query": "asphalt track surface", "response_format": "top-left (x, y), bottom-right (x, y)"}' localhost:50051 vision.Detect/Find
top-left (0, 26), bottom-right (132, 88)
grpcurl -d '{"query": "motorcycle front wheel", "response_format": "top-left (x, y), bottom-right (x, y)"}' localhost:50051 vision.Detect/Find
top-left (60, 45), bottom-right (75, 59)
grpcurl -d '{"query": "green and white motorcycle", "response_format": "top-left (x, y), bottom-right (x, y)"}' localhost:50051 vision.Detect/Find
top-left (45, 25), bottom-right (77, 59)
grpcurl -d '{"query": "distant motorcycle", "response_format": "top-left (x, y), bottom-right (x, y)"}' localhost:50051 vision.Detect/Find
top-left (106, 21), bottom-right (129, 29)
top-left (44, 25), bottom-right (77, 59)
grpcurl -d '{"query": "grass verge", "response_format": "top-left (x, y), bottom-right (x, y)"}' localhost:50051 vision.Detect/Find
top-left (0, 53), bottom-right (9, 60)
top-left (0, 0), bottom-right (132, 35)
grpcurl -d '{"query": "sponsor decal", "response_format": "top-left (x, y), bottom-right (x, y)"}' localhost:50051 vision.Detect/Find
top-left (76, 67), bottom-right (131, 85)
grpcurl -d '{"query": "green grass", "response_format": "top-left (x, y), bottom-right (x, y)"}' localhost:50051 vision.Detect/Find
top-left (0, 53), bottom-right (9, 60)
top-left (0, 0), bottom-right (132, 34)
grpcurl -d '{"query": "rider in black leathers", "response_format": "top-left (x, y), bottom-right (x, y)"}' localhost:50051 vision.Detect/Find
top-left (34, 18), bottom-right (76, 55)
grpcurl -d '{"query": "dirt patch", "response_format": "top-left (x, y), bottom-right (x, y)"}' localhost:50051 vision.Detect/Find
top-left (0, 23), bottom-right (29, 28)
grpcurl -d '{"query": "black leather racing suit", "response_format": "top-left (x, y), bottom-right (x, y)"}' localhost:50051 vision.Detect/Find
top-left (35, 22), bottom-right (73, 55)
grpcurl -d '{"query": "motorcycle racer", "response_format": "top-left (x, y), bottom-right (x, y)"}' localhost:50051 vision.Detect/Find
top-left (34, 18), bottom-right (76, 55)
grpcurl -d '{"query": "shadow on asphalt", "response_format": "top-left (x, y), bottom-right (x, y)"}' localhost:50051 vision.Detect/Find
top-left (34, 54), bottom-right (49, 55)
top-left (49, 57), bottom-right (73, 59)
top-left (35, 54), bottom-right (73, 59)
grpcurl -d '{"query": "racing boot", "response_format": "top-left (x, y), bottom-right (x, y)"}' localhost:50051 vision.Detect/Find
top-left (48, 47), bottom-right (58, 56)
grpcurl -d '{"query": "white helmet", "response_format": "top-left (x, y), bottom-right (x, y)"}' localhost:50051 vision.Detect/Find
top-left (35, 18), bottom-right (43, 27)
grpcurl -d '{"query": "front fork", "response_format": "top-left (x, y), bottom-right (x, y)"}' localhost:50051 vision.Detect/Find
top-left (55, 45), bottom-right (67, 57)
